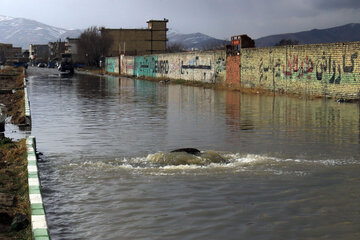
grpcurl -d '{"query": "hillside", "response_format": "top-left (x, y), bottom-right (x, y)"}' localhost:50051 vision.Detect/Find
top-left (0, 14), bottom-right (226, 51)
top-left (255, 23), bottom-right (360, 47)
top-left (1, 15), bottom-right (359, 51)
top-left (0, 15), bottom-right (81, 49)
top-left (168, 31), bottom-right (228, 50)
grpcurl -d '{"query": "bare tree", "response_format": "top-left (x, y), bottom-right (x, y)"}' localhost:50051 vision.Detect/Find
top-left (77, 26), bottom-right (113, 66)
top-left (0, 50), bottom-right (5, 65)
top-left (166, 42), bottom-right (186, 53)
top-left (202, 39), bottom-right (229, 51)
top-left (275, 39), bottom-right (299, 46)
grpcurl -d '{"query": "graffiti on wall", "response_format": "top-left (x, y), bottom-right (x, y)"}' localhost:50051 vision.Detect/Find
top-left (315, 51), bottom-right (358, 84)
top-left (156, 60), bottom-right (169, 74)
top-left (105, 57), bottom-right (117, 73)
top-left (257, 50), bottom-right (359, 85)
top-left (133, 55), bottom-right (215, 80)
top-left (134, 56), bottom-right (171, 76)
top-left (121, 57), bottom-right (134, 75)
top-left (283, 54), bottom-right (314, 78)
top-left (134, 56), bottom-right (157, 77)
top-left (259, 54), bottom-right (282, 84)
top-left (180, 56), bottom-right (211, 74)
top-left (130, 52), bottom-right (227, 83)
top-left (215, 57), bottom-right (226, 75)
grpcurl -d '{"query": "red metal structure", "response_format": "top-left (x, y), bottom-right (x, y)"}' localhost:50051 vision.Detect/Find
top-left (226, 34), bottom-right (255, 55)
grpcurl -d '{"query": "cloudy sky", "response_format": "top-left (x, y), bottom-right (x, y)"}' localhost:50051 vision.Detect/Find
top-left (1, 0), bottom-right (360, 39)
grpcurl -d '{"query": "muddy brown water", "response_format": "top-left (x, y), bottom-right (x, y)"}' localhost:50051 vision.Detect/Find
top-left (25, 67), bottom-right (360, 239)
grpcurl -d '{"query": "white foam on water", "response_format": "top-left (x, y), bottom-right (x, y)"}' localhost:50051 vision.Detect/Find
top-left (61, 152), bottom-right (359, 176)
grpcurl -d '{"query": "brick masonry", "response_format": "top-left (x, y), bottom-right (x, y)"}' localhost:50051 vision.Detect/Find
top-left (226, 55), bottom-right (241, 87)
top-left (107, 41), bottom-right (360, 99)
top-left (240, 41), bottom-right (360, 99)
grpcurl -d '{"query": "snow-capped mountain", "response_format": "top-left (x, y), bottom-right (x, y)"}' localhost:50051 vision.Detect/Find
top-left (0, 15), bottom-right (81, 49)
top-left (168, 31), bottom-right (228, 50)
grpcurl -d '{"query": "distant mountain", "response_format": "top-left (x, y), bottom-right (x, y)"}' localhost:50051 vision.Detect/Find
top-left (255, 23), bottom-right (360, 47)
top-left (0, 15), bottom-right (81, 49)
top-left (3, 14), bottom-right (358, 51)
top-left (168, 31), bottom-right (228, 50)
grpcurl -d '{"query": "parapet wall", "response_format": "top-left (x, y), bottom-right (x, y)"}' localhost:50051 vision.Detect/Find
top-left (239, 42), bottom-right (360, 98)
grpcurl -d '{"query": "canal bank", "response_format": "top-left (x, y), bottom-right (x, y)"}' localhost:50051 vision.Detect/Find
top-left (0, 67), bottom-right (31, 239)
top-left (0, 67), bottom-right (49, 240)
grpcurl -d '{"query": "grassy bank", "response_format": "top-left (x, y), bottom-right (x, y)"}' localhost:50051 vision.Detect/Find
top-left (0, 67), bottom-right (31, 239)
top-left (0, 67), bottom-right (26, 125)
top-left (0, 138), bottom-right (31, 239)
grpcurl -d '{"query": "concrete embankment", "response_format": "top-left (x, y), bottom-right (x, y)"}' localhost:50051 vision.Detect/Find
top-left (27, 136), bottom-right (50, 240)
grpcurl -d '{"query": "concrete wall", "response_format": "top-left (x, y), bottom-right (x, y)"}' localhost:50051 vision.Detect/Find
top-left (120, 55), bottom-right (134, 75)
top-left (129, 50), bottom-right (226, 83)
top-left (105, 57), bottom-right (119, 73)
top-left (240, 42), bottom-right (360, 98)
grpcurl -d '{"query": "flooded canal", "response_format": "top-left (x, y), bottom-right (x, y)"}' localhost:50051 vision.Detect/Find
top-left (26, 68), bottom-right (360, 239)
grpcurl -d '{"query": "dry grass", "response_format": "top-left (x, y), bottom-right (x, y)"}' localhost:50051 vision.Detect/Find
top-left (0, 67), bottom-right (26, 125)
top-left (0, 67), bottom-right (30, 239)
top-left (0, 138), bottom-right (31, 240)
top-left (7, 90), bottom-right (26, 125)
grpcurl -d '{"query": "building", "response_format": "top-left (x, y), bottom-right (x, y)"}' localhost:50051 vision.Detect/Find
top-left (0, 43), bottom-right (13, 64)
top-left (101, 19), bottom-right (168, 56)
top-left (226, 35), bottom-right (255, 55)
top-left (29, 44), bottom-right (49, 64)
top-left (65, 38), bottom-right (84, 63)
top-left (0, 43), bottom-right (23, 64)
top-left (49, 40), bottom-right (66, 62)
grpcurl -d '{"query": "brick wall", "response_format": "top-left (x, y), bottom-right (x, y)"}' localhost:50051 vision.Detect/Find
top-left (226, 55), bottom-right (241, 87)
top-left (107, 41), bottom-right (360, 99)
top-left (240, 42), bottom-right (360, 98)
